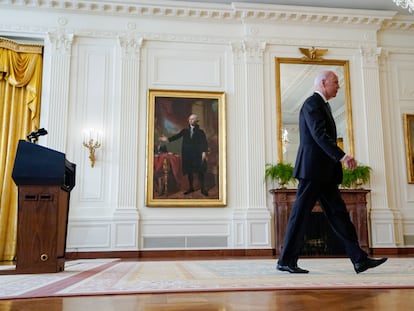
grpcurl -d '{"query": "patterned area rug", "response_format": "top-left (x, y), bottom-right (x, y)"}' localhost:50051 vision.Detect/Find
top-left (1, 258), bottom-right (413, 299)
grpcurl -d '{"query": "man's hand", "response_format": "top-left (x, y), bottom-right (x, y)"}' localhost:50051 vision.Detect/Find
top-left (159, 135), bottom-right (168, 143)
top-left (342, 155), bottom-right (357, 170)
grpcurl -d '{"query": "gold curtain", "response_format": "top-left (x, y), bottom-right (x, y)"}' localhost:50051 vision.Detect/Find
top-left (0, 37), bottom-right (43, 261)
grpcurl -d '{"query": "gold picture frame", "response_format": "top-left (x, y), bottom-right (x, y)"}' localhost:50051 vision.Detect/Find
top-left (404, 114), bottom-right (414, 184)
top-left (275, 56), bottom-right (354, 164)
top-left (146, 89), bottom-right (227, 207)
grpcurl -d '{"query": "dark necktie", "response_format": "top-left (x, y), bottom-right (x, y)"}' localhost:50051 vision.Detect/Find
top-left (326, 102), bottom-right (337, 137)
top-left (326, 102), bottom-right (332, 113)
top-left (326, 102), bottom-right (335, 122)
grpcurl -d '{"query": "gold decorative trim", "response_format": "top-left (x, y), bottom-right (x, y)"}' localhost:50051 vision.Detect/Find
top-left (403, 114), bottom-right (414, 184)
top-left (299, 47), bottom-right (328, 61)
top-left (146, 89), bottom-right (227, 207)
top-left (275, 57), bottom-right (354, 164)
top-left (0, 37), bottom-right (43, 54)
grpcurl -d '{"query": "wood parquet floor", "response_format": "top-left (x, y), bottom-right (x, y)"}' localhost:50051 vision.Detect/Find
top-left (1, 255), bottom-right (414, 311)
top-left (1, 288), bottom-right (414, 311)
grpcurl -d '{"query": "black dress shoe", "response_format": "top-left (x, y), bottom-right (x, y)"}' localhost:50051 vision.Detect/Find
top-left (184, 188), bottom-right (194, 195)
top-left (354, 257), bottom-right (388, 274)
top-left (201, 189), bottom-right (209, 196)
top-left (277, 264), bottom-right (309, 274)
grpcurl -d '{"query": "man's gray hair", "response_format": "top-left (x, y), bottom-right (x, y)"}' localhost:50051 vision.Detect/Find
top-left (189, 114), bottom-right (199, 121)
top-left (314, 70), bottom-right (333, 87)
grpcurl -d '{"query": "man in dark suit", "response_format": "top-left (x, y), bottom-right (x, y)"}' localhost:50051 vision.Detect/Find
top-left (159, 113), bottom-right (209, 196)
top-left (277, 70), bottom-right (387, 274)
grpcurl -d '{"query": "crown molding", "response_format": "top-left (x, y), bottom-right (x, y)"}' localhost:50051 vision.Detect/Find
top-left (232, 2), bottom-right (396, 28)
top-left (381, 15), bottom-right (414, 31)
top-left (1, 0), bottom-right (413, 30)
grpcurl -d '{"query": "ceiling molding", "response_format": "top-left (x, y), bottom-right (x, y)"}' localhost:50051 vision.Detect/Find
top-left (381, 15), bottom-right (414, 31)
top-left (1, 0), bottom-right (412, 30)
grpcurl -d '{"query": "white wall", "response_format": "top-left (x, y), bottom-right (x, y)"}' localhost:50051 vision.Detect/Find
top-left (1, 0), bottom-right (414, 252)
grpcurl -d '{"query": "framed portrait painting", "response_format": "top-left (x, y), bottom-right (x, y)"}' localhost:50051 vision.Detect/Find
top-left (146, 89), bottom-right (227, 207)
top-left (404, 114), bottom-right (414, 183)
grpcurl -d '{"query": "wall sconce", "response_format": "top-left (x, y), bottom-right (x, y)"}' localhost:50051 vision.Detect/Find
top-left (282, 128), bottom-right (290, 154)
top-left (82, 128), bottom-right (102, 168)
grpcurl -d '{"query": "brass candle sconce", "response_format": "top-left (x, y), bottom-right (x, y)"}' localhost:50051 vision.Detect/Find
top-left (82, 129), bottom-right (102, 168)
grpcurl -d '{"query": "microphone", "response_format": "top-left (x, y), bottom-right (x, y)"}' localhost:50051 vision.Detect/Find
top-left (37, 128), bottom-right (48, 136)
top-left (27, 128), bottom-right (48, 142)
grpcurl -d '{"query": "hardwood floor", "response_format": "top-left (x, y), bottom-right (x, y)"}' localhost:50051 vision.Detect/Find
top-left (2, 288), bottom-right (414, 311)
top-left (1, 254), bottom-right (413, 311)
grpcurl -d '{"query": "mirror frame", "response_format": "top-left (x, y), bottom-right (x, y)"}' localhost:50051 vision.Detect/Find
top-left (275, 57), bottom-right (354, 163)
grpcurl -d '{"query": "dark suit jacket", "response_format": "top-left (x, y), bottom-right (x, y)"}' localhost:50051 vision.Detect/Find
top-left (168, 124), bottom-right (208, 175)
top-left (293, 92), bottom-right (345, 184)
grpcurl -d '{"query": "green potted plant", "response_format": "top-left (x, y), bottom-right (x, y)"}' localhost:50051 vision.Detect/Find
top-left (341, 164), bottom-right (371, 189)
top-left (265, 162), bottom-right (296, 189)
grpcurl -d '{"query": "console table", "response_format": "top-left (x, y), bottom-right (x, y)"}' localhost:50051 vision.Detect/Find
top-left (269, 188), bottom-right (370, 255)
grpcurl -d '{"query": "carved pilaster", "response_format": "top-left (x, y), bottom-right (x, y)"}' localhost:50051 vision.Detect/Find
top-left (116, 35), bottom-right (143, 210)
top-left (42, 32), bottom-right (74, 152)
top-left (244, 40), bottom-right (267, 208)
top-left (229, 41), bottom-right (248, 209)
top-left (230, 41), bottom-right (244, 64)
top-left (47, 32), bottom-right (74, 55)
top-left (231, 39), bottom-right (266, 64)
top-left (378, 48), bottom-right (390, 70)
top-left (360, 46), bottom-right (382, 69)
top-left (359, 46), bottom-right (387, 204)
top-left (231, 39), bottom-right (267, 209)
top-left (242, 39), bottom-right (266, 64)
top-left (118, 35), bottom-right (143, 60)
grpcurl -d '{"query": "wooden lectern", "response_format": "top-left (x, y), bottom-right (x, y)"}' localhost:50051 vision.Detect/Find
top-left (12, 140), bottom-right (76, 273)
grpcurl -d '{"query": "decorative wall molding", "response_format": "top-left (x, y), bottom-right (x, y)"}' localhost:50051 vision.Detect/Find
top-left (118, 35), bottom-right (143, 58)
top-left (360, 46), bottom-right (382, 67)
top-left (382, 47), bottom-right (414, 54)
top-left (232, 209), bottom-right (271, 248)
top-left (0, 27), bottom-right (390, 50)
top-left (382, 16), bottom-right (414, 31)
top-left (242, 39), bottom-right (267, 63)
top-left (47, 32), bottom-right (74, 54)
top-left (233, 3), bottom-right (395, 29)
top-left (1, 0), bottom-right (411, 30)
top-left (66, 217), bottom-right (139, 250)
top-left (370, 208), bottom-right (404, 247)
top-left (231, 39), bottom-right (266, 63)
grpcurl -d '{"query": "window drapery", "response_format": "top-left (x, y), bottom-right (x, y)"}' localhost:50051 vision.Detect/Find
top-left (0, 37), bottom-right (43, 261)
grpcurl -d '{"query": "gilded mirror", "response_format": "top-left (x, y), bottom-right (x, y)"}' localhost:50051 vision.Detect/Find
top-left (275, 52), bottom-right (354, 164)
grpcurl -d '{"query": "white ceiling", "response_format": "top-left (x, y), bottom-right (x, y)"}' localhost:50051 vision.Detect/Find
top-left (165, 0), bottom-right (411, 15)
